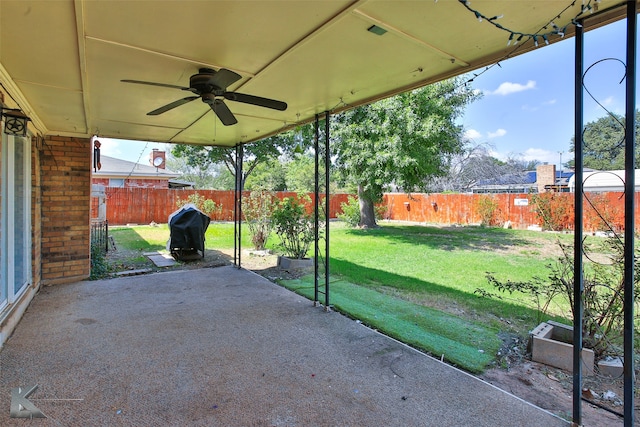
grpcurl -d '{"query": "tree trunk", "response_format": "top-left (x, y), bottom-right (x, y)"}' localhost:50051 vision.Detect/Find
top-left (357, 184), bottom-right (378, 228)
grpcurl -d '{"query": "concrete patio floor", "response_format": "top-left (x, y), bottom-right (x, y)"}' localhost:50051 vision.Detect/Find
top-left (0, 266), bottom-right (567, 426)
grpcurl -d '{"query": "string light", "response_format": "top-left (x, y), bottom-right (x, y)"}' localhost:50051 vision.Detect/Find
top-left (457, 0), bottom-right (594, 49)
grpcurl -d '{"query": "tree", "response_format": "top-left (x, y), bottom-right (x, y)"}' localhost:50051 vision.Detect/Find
top-left (332, 77), bottom-right (479, 227)
top-left (568, 110), bottom-right (640, 170)
top-left (171, 130), bottom-right (304, 190)
top-left (285, 154), bottom-right (316, 193)
top-left (244, 159), bottom-right (287, 191)
top-left (165, 153), bottom-right (217, 189)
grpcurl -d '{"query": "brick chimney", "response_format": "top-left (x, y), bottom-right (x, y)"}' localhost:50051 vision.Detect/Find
top-left (537, 164), bottom-right (556, 193)
top-left (150, 149), bottom-right (166, 169)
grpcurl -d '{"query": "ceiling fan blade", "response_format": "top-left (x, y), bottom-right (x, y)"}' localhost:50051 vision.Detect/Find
top-left (211, 99), bottom-right (238, 126)
top-left (225, 92), bottom-right (287, 111)
top-left (121, 79), bottom-right (189, 91)
top-left (147, 96), bottom-right (199, 115)
top-left (210, 68), bottom-right (242, 90)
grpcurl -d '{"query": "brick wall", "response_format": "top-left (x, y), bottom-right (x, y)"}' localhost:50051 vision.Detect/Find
top-left (93, 177), bottom-right (170, 189)
top-left (40, 135), bottom-right (91, 284)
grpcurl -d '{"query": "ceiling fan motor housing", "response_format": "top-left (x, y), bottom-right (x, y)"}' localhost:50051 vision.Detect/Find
top-left (190, 69), bottom-right (221, 95)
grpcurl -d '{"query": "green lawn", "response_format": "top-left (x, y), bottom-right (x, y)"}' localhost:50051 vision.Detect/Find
top-left (107, 221), bottom-right (573, 373)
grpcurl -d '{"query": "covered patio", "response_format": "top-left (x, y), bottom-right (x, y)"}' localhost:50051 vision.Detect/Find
top-left (0, 266), bottom-right (566, 426)
top-left (0, 1), bottom-right (638, 425)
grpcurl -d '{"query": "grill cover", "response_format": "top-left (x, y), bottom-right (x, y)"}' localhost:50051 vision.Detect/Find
top-left (167, 204), bottom-right (211, 259)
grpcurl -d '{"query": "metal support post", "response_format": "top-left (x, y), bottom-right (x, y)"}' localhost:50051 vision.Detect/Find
top-left (573, 21), bottom-right (584, 426)
top-left (314, 114), bottom-right (320, 305)
top-left (234, 144), bottom-right (244, 269)
top-left (623, 3), bottom-right (637, 425)
top-left (324, 111), bottom-right (330, 309)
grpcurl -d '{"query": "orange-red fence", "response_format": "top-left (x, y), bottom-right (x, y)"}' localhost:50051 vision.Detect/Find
top-left (97, 188), bottom-right (351, 225)
top-left (94, 188), bottom-right (639, 232)
top-left (382, 192), bottom-right (634, 232)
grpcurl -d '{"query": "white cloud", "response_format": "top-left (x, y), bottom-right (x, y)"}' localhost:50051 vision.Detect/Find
top-left (463, 129), bottom-right (482, 140)
top-left (543, 99), bottom-right (557, 105)
top-left (522, 148), bottom-right (555, 163)
top-left (601, 96), bottom-right (615, 106)
top-left (487, 128), bottom-right (507, 139)
top-left (487, 80), bottom-right (536, 96)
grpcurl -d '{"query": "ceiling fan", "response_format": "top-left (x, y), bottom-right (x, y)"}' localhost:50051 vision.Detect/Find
top-left (122, 68), bottom-right (287, 126)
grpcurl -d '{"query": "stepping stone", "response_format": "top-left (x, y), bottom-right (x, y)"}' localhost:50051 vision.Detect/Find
top-left (145, 252), bottom-right (177, 267)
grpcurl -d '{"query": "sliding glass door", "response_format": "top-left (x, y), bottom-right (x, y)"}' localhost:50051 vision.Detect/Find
top-left (1, 131), bottom-right (31, 309)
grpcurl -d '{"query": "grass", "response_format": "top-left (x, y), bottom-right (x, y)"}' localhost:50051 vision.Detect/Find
top-left (108, 221), bottom-right (574, 373)
top-left (284, 276), bottom-right (500, 373)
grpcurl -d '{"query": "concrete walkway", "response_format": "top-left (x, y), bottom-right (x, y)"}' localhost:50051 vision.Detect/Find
top-left (0, 266), bottom-right (567, 426)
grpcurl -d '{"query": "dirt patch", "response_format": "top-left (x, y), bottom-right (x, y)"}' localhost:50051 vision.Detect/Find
top-left (481, 362), bottom-right (627, 426)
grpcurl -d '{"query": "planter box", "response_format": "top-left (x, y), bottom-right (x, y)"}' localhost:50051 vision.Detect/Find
top-left (531, 321), bottom-right (594, 375)
top-left (277, 256), bottom-right (313, 270)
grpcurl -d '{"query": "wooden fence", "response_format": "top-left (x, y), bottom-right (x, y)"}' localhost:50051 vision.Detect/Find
top-left (382, 192), bottom-right (633, 232)
top-left (95, 187), bottom-right (639, 232)
top-left (97, 188), bottom-right (351, 225)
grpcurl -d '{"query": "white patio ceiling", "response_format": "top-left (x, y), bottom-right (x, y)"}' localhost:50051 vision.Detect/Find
top-left (0, 0), bottom-right (631, 147)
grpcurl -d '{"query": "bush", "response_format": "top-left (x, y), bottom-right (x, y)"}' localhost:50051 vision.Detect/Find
top-left (175, 193), bottom-right (223, 219)
top-left (89, 243), bottom-right (110, 280)
top-left (475, 195), bottom-right (501, 227)
top-left (531, 193), bottom-right (571, 231)
top-left (337, 196), bottom-right (387, 228)
top-left (479, 237), bottom-right (639, 357)
top-left (242, 190), bottom-right (277, 250)
top-left (272, 195), bottom-right (315, 259)
top-left (337, 196), bottom-right (361, 227)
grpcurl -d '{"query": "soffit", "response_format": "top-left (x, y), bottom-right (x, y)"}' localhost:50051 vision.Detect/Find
top-left (0, 0), bottom-right (630, 147)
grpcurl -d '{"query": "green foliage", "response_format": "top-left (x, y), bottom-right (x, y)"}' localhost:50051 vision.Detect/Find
top-left (242, 190), bottom-right (277, 250)
top-left (332, 77), bottom-right (479, 226)
top-left (480, 238), bottom-right (640, 357)
top-left (175, 193), bottom-right (222, 219)
top-left (568, 111), bottom-right (640, 170)
top-left (172, 129), bottom-right (307, 190)
top-left (337, 196), bottom-right (361, 227)
top-left (475, 195), bottom-right (500, 227)
top-left (338, 196), bottom-right (385, 228)
top-left (245, 159), bottom-right (287, 191)
top-left (90, 243), bottom-right (110, 280)
top-left (531, 193), bottom-right (571, 231)
top-left (285, 154), bottom-right (317, 193)
top-left (271, 195), bottom-right (315, 259)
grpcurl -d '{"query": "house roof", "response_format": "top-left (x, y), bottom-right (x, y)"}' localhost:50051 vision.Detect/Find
top-left (569, 169), bottom-right (640, 191)
top-left (94, 155), bottom-right (179, 180)
top-left (0, 1), bottom-right (630, 147)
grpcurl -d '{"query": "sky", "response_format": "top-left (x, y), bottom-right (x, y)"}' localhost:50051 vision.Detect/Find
top-left (99, 17), bottom-right (636, 171)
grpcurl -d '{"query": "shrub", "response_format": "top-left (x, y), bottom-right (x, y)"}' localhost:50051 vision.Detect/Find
top-left (272, 195), bottom-right (315, 259)
top-left (531, 193), bottom-right (571, 231)
top-left (475, 195), bottom-right (501, 227)
top-left (337, 196), bottom-right (361, 227)
top-left (242, 190), bottom-right (277, 250)
top-left (176, 193), bottom-right (223, 219)
top-left (479, 237), bottom-right (639, 357)
top-left (337, 195), bottom-right (387, 228)
top-left (89, 243), bottom-right (110, 280)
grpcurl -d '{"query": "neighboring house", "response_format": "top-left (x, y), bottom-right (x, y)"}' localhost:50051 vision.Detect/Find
top-left (92, 150), bottom-right (185, 189)
top-left (471, 171), bottom-right (537, 194)
top-left (568, 169), bottom-right (640, 192)
top-left (470, 165), bottom-right (576, 194)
